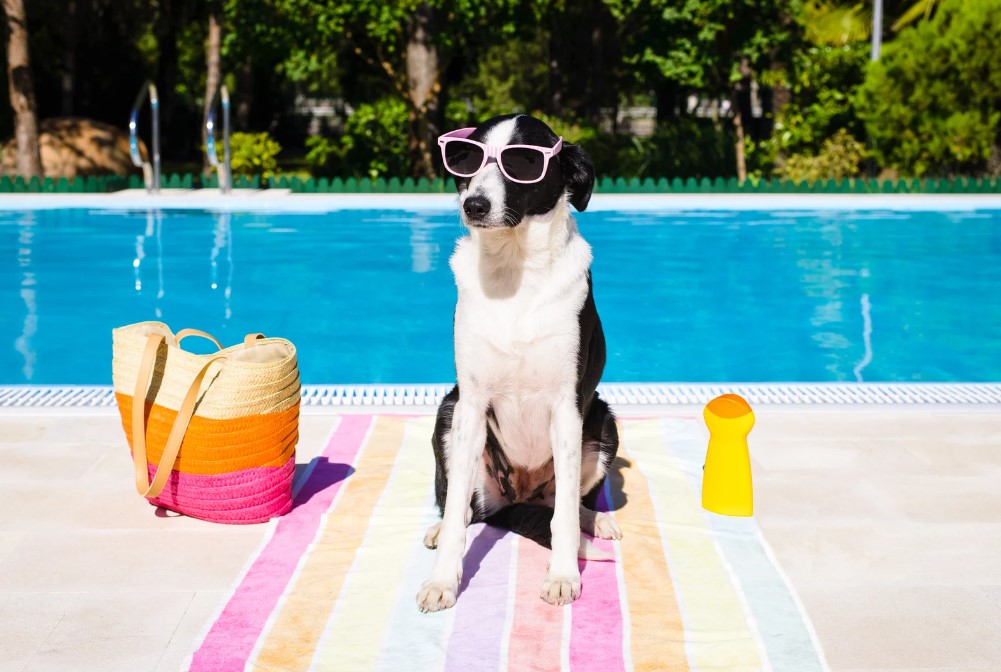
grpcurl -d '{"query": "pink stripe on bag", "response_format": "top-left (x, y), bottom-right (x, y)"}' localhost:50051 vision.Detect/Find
top-left (187, 414), bottom-right (373, 672)
top-left (147, 457), bottom-right (295, 523)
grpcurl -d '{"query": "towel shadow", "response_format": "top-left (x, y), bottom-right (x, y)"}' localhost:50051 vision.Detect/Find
top-left (457, 525), bottom-right (506, 594)
top-left (594, 455), bottom-right (630, 513)
top-left (291, 457), bottom-right (355, 510)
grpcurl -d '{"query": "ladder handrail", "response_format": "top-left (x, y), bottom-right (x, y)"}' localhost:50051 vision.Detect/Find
top-left (205, 85), bottom-right (232, 194)
top-left (129, 80), bottom-right (160, 194)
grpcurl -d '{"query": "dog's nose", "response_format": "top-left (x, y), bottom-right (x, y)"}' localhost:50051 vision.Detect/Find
top-left (463, 196), bottom-right (491, 220)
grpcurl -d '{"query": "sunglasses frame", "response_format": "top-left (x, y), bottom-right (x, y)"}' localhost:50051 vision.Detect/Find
top-left (437, 127), bottom-right (563, 184)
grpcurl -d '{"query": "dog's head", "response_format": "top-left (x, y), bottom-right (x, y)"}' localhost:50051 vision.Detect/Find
top-left (440, 114), bottom-right (595, 229)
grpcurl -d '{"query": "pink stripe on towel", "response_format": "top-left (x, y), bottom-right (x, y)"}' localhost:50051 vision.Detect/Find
top-left (570, 490), bottom-right (625, 672)
top-left (508, 537), bottom-right (564, 671)
top-left (187, 414), bottom-right (373, 672)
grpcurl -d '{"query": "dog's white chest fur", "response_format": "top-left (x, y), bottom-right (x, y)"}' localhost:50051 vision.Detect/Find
top-left (449, 202), bottom-right (591, 471)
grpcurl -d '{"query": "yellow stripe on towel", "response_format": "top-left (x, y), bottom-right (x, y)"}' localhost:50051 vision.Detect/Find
top-left (612, 423), bottom-right (690, 672)
top-left (311, 416), bottom-right (437, 670)
top-left (627, 419), bottom-right (763, 671)
top-left (252, 415), bottom-right (407, 671)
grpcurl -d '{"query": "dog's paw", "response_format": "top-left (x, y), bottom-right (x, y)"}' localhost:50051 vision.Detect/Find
top-left (592, 511), bottom-right (622, 540)
top-left (423, 522), bottom-right (442, 549)
top-left (416, 580), bottom-right (457, 613)
top-left (540, 574), bottom-right (581, 606)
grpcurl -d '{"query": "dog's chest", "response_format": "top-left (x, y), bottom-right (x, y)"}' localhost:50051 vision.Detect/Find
top-left (453, 270), bottom-right (587, 396)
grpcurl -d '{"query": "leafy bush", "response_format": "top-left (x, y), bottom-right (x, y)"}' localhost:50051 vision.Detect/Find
top-left (306, 97), bottom-right (409, 179)
top-left (452, 31), bottom-right (550, 119)
top-left (534, 114), bottom-right (735, 179)
top-left (855, 0), bottom-right (1001, 176)
top-left (222, 132), bottom-right (282, 179)
top-left (779, 129), bottom-right (865, 182)
top-left (754, 42), bottom-right (869, 176)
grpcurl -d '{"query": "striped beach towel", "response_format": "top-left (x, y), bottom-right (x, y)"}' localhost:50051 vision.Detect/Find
top-left (185, 415), bottom-right (828, 672)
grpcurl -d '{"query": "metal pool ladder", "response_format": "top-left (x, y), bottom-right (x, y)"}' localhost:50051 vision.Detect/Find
top-left (129, 80), bottom-right (161, 193)
top-left (205, 85), bottom-right (232, 193)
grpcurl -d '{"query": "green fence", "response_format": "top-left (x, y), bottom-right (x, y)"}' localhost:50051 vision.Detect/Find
top-left (0, 173), bottom-right (998, 194)
top-left (272, 175), bottom-right (1001, 194)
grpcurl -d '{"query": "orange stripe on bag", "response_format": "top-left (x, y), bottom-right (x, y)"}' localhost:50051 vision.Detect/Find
top-left (116, 393), bottom-right (298, 474)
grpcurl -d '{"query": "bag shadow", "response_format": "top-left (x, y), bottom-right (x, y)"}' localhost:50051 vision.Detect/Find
top-left (291, 457), bottom-right (355, 510)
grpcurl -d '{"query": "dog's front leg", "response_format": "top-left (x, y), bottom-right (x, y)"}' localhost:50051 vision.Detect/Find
top-left (541, 398), bottom-right (583, 606)
top-left (417, 395), bottom-right (486, 613)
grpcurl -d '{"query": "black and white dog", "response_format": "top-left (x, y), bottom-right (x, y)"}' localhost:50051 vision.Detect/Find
top-left (417, 114), bottom-right (620, 613)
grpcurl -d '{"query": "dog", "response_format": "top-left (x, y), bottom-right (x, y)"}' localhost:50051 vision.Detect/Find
top-left (417, 114), bottom-right (621, 613)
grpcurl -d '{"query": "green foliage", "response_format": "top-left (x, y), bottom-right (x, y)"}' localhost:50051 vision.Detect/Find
top-left (856, 0), bottom-right (1001, 176)
top-left (306, 97), bottom-right (409, 179)
top-left (605, 0), bottom-right (804, 94)
top-left (221, 132), bottom-right (282, 178)
top-left (536, 114), bottom-right (735, 179)
top-left (756, 42), bottom-right (868, 173)
top-left (891, 0), bottom-right (939, 31)
top-left (452, 31), bottom-right (550, 118)
top-left (803, 1), bottom-right (871, 46)
top-left (779, 128), bottom-right (865, 181)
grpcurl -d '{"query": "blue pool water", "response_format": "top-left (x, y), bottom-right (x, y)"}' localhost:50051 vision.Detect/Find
top-left (1, 207), bottom-right (1000, 384)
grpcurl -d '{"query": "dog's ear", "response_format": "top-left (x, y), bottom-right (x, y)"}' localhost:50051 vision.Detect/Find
top-left (561, 142), bottom-right (595, 212)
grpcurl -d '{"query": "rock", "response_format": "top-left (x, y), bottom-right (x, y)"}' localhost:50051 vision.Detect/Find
top-left (0, 117), bottom-right (146, 178)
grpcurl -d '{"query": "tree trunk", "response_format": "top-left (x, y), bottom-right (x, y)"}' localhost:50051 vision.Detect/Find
top-left (547, 17), bottom-right (562, 117)
top-left (155, 0), bottom-right (180, 157)
top-left (202, 5), bottom-right (222, 174)
top-left (732, 58), bottom-right (753, 183)
top-left (61, 0), bottom-right (77, 115)
top-left (733, 104), bottom-right (747, 183)
top-left (405, 3), bottom-right (440, 178)
top-left (3, 0), bottom-right (42, 177)
top-left (236, 60), bottom-right (252, 131)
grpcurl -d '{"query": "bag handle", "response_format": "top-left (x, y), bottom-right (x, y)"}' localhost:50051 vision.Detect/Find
top-left (176, 328), bottom-right (223, 350)
top-left (131, 333), bottom-right (226, 499)
top-left (176, 330), bottom-right (267, 350)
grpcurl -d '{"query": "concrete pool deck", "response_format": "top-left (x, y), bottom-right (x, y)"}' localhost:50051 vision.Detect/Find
top-left (1, 402), bottom-right (1000, 671)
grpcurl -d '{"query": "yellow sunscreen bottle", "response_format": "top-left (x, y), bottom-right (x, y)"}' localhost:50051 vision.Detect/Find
top-left (702, 393), bottom-right (754, 517)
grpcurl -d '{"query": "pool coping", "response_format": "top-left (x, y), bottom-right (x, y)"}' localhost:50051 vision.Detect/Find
top-left (2, 382), bottom-right (1000, 408)
top-left (2, 191), bottom-right (1001, 212)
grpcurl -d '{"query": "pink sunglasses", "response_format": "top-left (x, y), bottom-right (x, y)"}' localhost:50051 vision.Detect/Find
top-left (438, 128), bottom-right (563, 184)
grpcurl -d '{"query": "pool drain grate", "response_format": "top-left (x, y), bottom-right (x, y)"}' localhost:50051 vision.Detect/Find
top-left (2, 383), bottom-right (1000, 408)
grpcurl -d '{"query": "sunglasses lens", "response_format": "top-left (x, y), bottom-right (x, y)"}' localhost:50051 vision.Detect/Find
top-left (443, 140), bottom-right (484, 176)
top-left (500, 147), bottom-right (546, 182)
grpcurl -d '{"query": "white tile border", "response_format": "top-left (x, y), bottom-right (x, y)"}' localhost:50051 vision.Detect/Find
top-left (0, 191), bottom-right (1000, 213)
top-left (2, 383), bottom-right (1000, 408)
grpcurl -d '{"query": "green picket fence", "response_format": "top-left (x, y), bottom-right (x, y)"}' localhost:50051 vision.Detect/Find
top-left (0, 173), bottom-right (997, 194)
top-left (0, 175), bottom-right (129, 193)
top-left (271, 175), bottom-right (1001, 194)
top-left (267, 175), bottom-right (449, 193)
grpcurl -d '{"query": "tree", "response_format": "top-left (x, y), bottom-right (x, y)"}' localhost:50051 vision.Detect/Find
top-left (203, 0), bottom-right (221, 174)
top-left (605, 0), bottom-right (805, 182)
top-left (306, 0), bottom-right (545, 178)
top-left (855, 0), bottom-right (1001, 176)
top-left (2, 0), bottom-right (42, 176)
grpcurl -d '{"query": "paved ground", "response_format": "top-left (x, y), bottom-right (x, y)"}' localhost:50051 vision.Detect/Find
top-left (1, 404), bottom-right (999, 672)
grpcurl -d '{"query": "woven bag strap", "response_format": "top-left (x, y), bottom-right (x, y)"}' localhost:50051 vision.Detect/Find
top-left (131, 332), bottom-right (227, 499)
top-left (176, 328), bottom-right (223, 350)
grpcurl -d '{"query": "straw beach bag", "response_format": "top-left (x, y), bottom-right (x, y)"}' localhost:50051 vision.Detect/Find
top-left (112, 322), bottom-right (300, 524)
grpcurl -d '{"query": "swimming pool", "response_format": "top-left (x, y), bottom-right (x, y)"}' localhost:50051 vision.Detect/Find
top-left (2, 204), bottom-right (1000, 385)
